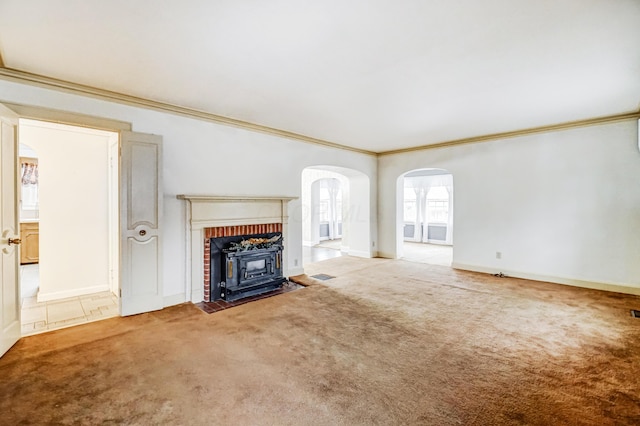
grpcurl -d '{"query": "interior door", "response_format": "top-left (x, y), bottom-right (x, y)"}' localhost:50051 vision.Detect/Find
top-left (120, 131), bottom-right (163, 316)
top-left (0, 104), bottom-right (20, 357)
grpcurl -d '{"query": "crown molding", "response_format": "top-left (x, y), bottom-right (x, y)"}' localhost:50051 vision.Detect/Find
top-left (1, 66), bottom-right (638, 158)
top-left (0, 66), bottom-right (376, 156)
top-left (0, 100), bottom-right (131, 132)
top-left (379, 110), bottom-right (640, 156)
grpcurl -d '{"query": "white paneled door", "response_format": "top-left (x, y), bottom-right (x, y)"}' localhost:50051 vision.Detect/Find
top-left (120, 131), bottom-right (163, 316)
top-left (0, 104), bottom-right (20, 358)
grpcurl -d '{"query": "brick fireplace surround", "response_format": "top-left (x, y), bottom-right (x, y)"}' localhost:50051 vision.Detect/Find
top-left (203, 223), bottom-right (282, 301)
top-left (177, 195), bottom-right (297, 303)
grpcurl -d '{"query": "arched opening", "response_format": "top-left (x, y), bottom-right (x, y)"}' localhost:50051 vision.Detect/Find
top-left (397, 168), bottom-right (454, 266)
top-left (301, 166), bottom-right (371, 266)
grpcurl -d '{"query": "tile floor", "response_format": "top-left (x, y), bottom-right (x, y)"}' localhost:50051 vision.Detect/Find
top-left (20, 264), bottom-right (119, 336)
top-left (401, 242), bottom-right (453, 266)
top-left (304, 240), bottom-right (453, 267)
top-left (303, 241), bottom-right (344, 265)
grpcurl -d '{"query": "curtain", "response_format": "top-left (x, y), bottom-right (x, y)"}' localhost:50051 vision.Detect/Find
top-left (407, 176), bottom-right (431, 242)
top-left (21, 162), bottom-right (39, 185)
top-left (21, 161), bottom-right (40, 212)
top-left (405, 173), bottom-right (453, 245)
top-left (326, 178), bottom-right (341, 240)
top-left (422, 174), bottom-right (453, 244)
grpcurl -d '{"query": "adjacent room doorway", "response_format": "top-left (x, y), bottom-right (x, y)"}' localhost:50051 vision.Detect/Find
top-left (18, 119), bottom-right (120, 335)
top-left (398, 168), bottom-right (454, 266)
top-left (301, 166), bottom-right (373, 266)
top-left (1, 102), bottom-right (163, 357)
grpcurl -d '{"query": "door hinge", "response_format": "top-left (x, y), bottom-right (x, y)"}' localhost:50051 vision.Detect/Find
top-left (119, 288), bottom-right (122, 297)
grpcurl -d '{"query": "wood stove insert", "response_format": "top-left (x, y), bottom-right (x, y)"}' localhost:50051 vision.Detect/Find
top-left (210, 233), bottom-right (286, 302)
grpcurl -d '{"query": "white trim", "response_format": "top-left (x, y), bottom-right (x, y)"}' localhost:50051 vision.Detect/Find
top-left (164, 293), bottom-right (187, 307)
top-left (348, 249), bottom-right (374, 258)
top-left (376, 251), bottom-right (395, 259)
top-left (184, 199), bottom-right (192, 306)
top-left (192, 217), bottom-right (284, 228)
top-left (177, 195), bottom-right (297, 202)
top-left (1, 69), bottom-right (637, 156)
top-left (452, 262), bottom-right (640, 296)
top-left (425, 240), bottom-right (451, 246)
top-left (37, 284), bottom-right (110, 302)
top-left (0, 69), bottom-right (376, 156)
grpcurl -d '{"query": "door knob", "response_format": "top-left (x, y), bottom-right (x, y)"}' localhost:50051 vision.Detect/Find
top-left (139, 230), bottom-right (147, 236)
top-left (8, 238), bottom-right (21, 246)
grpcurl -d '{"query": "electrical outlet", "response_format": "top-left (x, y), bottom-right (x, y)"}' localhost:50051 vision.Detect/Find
top-left (496, 251), bottom-right (502, 259)
top-left (294, 259), bottom-right (298, 266)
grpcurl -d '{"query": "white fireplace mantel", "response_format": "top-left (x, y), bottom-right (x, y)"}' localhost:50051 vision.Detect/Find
top-left (177, 194), bottom-right (298, 302)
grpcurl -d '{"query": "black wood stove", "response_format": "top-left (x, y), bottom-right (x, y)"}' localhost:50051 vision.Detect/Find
top-left (210, 233), bottom-right (286, 302)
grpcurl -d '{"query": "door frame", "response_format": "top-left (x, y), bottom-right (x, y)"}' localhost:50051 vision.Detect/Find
top-left (0, 102), bottom-right (20, 357)
top-left (1, 102), bottom-right (133, 325)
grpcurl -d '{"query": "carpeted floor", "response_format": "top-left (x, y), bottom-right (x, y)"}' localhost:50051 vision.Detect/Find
top-left (1, 256), bottom-right (640, 425)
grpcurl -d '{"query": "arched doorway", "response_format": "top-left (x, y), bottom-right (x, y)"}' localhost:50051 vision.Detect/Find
top-left (301, 166), bottom-right (372, 266)
top-left (398, 168), bottom-right (454, 266)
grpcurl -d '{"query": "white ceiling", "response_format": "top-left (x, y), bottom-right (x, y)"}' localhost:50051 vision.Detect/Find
top-left (1, 0), bottom-right (639, 153)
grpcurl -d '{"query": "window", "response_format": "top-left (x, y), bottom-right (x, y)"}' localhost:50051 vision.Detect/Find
top-left (318, 179), bottom-right (342, 224)
top-left (426, 186), bottom-right (448, 223)
top-left (20, 157), bottom-right (39, 219)
top-left (403, 187), bottom-right (416, 222)
top-left (319, 187), bottom-right (330, 222)
top-left (317, 178), bottom-right (342, 239)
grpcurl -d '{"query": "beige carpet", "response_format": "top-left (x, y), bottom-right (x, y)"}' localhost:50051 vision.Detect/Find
top-left (1, 256), bottom-right (640, 425)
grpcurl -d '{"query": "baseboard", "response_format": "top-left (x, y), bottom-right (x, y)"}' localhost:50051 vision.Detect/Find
top-left (164, 293), bottom-right (187, 307)
top-left (348, 249), bottom-right (373, 258)
top-left (376, 251), bottom-right (394, 259)
top-left (37, 284), bottom-right (110, 302)
top-left (452, 262), bottom-right (640, 296)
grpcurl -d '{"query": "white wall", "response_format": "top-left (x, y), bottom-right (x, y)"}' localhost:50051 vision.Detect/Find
top-left (0, 79), bottom-right (378, 303)
top-left (5, 79), bottom-right (637, 299)
top-left (19, 119), bottom-right (116, 301)
top-left (379, 120), bottom-right (640, 294)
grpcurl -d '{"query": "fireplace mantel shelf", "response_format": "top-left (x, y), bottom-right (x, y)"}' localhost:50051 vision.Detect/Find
top-left (177, 194), bottom-right (298, 202)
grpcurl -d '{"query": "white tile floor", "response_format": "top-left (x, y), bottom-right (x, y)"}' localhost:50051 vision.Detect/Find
top-left (401, 242), bottom-right (453, 266)
top-left (303, 240), bottom-right (344, 265)
top-left (20, 264), bottom-right (119, 336)
top-left (304, 240), bottom-right (453, 267)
